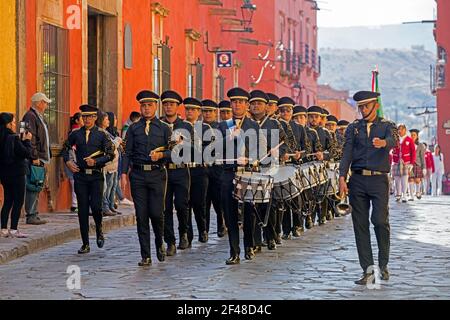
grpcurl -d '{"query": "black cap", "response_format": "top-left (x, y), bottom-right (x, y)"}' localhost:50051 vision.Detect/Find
top-left (321, 108), bottom-right (330, 116)
top-left (410, 128), bottom-right (420, 134)
top-left (293, 105), bottom-right (307, 116)
top-left (307, 105), bottom-right (323, 115)
top-left (161, 90), bottom-right (183, 104)
top-left (183, 97), bottom-right (202, 109)
top-left (278, 97), bottom-right (295, 108)
top-left (267, 93), bottom-right (279, 104)
top-left (79, 104), bottom-right (99, 115)
top-left (202, 99), bottom-right (219, 110)
top-left (136, 90), bottom-right (160, 104)
top-left (219, 100), bottom-right (232, 110)
top-left (249, 90), bottom-right (269, 104)
top-left (353, 91), bottom-right (380, 106)
top-left (337, 120), bottom-right (350, 127)
top-left (326, 115), bottom-right (338, 124)
top-left (227, 87), bottom-right (250, 101)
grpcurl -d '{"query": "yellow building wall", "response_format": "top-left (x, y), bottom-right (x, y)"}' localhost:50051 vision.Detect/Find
top-left (0, 0), bottom-right (16, 113)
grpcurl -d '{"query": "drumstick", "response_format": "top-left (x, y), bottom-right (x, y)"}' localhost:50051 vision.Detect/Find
top-left (84, 150), bottom-right (103, 160)
top-left (259, 142), bottom-right (285, 164)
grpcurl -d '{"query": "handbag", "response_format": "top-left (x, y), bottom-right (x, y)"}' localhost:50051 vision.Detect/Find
top-left (26, 165), bottom-right (46, 192)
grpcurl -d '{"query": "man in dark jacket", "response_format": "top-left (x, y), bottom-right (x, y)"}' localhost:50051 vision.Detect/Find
top-left (22, 93), bottom-right (52, 225)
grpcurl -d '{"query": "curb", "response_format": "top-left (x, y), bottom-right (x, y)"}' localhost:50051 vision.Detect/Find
top-left (0, 213), bottom-right (136, 265)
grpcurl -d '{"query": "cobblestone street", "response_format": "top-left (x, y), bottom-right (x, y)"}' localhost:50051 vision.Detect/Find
top-left (0, 196), bottom-right (449, 300)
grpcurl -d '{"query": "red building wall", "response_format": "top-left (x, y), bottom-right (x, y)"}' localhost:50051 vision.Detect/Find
top-left (436, 0), bottom-right (450, 174)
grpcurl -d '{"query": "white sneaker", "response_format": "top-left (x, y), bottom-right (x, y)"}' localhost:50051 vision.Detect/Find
top-left (1, 229), bottom-right (9, 238)
top-left (119, 198), bottom-right (134, 206)
top-left (8, 230), bottom-right (28, 238)
top-left (401, 196), bottom-right (407, 203)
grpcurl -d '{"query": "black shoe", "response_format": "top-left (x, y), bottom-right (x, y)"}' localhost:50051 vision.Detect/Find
top-left (138, 258), bottom-right (152, 267)
top-left (178, 233), bottom-right (189, 250)
top-left (78, 244), bottom-right (90, 254)
top-left (380, 266), bottom-right (390, 280)
top-left (157, 245), bottom-right (166, 262)
top-left (225, 256), bottom-right (240, 265)
top-left (166, 244), bottom-right (177, 256)
top-left (217, 227), bottom-right (227, 238)
top-left (96, 229), bottom-right (105, 248)
top-left (305, 217), bottom-right (313, 229)
top-left (199, 231), bottom-right (209, 243)
top-left (254, 245), bottom-right (262, 253)
top-left (354, 272), bottom-right (374, 285)
top-left (282, 233), bottom-right (291, 240)
top-left (319, 218), bottom-right (327, 225)
top-left (70, 207), bottom-right (78, 213)
top-left (102, 210), bottom-right (117, 217)
top-left (326, 212), bottom-right (333, 221)
top-left (267, 240), bottom-right (277, 250)
top-left (275, 234), bottom-right (282, 245)
top-left (245, 247), bottom-right (255, 260)
top-left (292, 227), bottom-right (303, 237)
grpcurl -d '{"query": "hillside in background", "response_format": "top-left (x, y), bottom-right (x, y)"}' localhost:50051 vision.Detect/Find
top-left (319, 47), bottom-right (436, 140)
top-left (319, 24), bottom-right (436, 52)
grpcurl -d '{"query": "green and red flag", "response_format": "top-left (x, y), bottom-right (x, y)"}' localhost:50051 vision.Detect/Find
top-left (371, 67), bottom-right (384, 118)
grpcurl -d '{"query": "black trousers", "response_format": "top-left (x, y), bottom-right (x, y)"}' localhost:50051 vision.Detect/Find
top-left (164, 168), bottom-right (190, 245)
top-left (221, 171), bottom-right (255, 257)
top-left (282, 196), bottom-right (303, 235)
top-left (187, 168), bottom-right (208, 243)
top-left (205, 167), bottom-right (225, 233)
top-left (74, 172), bottom-right (104, 246)
top-left (253, 203), bottom-right (276, 246)
top-left (129, 168), bottom-right (167, 259)
top-left (349, 173), bottom-right (390, 272)
top-left (0, 175), bottom-right (25, 230)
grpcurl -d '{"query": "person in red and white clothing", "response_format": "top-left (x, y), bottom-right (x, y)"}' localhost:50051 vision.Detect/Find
top-left (423, 142), bottom-right (434, 195)
top-left (391, 124), bottom-right (416, 202)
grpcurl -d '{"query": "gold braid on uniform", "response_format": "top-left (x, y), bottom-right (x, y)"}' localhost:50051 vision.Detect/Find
top-left (280, 119), bottom-right (299, 153)
top-left (304, 128), bottom-right (313, 156)
top-left (330, 131), bottom-right (342, 160)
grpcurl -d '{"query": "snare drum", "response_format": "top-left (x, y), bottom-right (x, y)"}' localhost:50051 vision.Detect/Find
top-left (299, 163), bottom-right (317, 189)
top-left (233, 172), bottom-right (273, 203)
top-left (311, 161), bottom-right (327, 185)
top-left (262, 165), bottom-right (303, 201)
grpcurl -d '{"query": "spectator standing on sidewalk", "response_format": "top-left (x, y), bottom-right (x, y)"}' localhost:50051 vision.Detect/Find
top-left (22, 93), bottom-right (52, 225)
top-left (0, 113), bottom-right (33, 238)
top-left (431, 144), bottom-right (445, 196)
top-left (423, 143), bottom-right (434, 195)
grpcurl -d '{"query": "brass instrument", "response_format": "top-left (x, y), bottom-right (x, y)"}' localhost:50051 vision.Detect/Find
top-left (334, 192), bottom-right (352, 216)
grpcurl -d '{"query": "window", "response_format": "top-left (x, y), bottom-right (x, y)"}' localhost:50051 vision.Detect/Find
top-left (305, 44), bottom-right (309, 65)
top-left (124, 23), bottom-right (133, 69)
top-left (41, 23), bottom-right (69, 146)
top-left (161, 43), bottom-right (171, 93)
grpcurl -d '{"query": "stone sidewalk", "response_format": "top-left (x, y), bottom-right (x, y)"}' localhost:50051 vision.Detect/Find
top-left (0, 206), bottom-right (136, 265)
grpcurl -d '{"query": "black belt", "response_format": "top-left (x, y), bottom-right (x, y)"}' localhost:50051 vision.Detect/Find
top-left (352, 169), bottom-right (386, 176)
top-left (167, 163), bottom-right (188, 170)
top-left (132, 164), bottom-right (162, 172)
top-left (79, 168), bottom-right (103, 175)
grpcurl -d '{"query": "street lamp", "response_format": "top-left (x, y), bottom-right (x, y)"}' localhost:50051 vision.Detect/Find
top-left (222, 0), bottom-right (256, 32)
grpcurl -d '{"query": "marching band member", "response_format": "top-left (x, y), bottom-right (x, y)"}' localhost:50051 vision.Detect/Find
top-left (202, 99), bottom-right (227, 238)
top-left (121, 91), bottom-right (172, 266)
top-left (160, 90), bottom-right (192, 255)
top-left (249, 90), bottom-right (286, 251)
top-left (278, 97), bottom-right (307, 240)
top-left (218, 87), bottom-right (263, 264)
top-left (63, 104), bottom-right (115, 255)
top-left (183, 97), bottom-right (212, 245)
top-left (219, 100), bottom-right (232, 121)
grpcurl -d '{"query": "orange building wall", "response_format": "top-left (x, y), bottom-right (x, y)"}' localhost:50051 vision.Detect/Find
top-left (317, 99), bottom-right (358, 122)
top-left (122, 0), bottom-right (153, 118)
top-left (436, 0), bottom-right (450, 173)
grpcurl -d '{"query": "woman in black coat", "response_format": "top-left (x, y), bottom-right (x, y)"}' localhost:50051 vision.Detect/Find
top-left (0, 112), bottom-right (33, 238)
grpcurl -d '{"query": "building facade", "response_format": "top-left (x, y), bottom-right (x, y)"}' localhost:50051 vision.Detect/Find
top-left (435, 0), bottom-right (450, 173)
top-left (0, 0), bottom-right (319, 211)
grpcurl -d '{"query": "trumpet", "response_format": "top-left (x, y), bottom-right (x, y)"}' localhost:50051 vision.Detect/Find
top-left (334, 193), bottom-right (352, 216)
